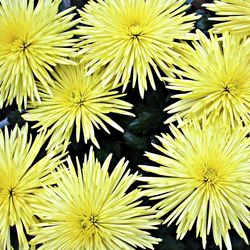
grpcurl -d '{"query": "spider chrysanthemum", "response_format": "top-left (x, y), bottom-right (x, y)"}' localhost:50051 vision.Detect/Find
top-left (75, 0), bottom-right (199, 97)
top-left (22, 62), bottom-right (134, 149)
top-left (204, 0), bottom-right (250, 36)
top-left (30, 148), bottom-right (161, 249)
top-left (164, 31), bottom-right (250, 128)
top-left (0, 0), bottom-right (79, 109)
top-left (0, 124), bottom-right (65, 250)
top-left (139, 121), bottom-right (250, 250)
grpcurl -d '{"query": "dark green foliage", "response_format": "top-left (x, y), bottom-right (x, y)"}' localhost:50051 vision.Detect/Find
top-left (195, 9), bottom-right (216, 34)
top-left (7, 110), bottom-right (25, 127)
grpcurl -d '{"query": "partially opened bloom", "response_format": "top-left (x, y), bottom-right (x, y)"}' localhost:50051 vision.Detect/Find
top-left (139, 120), bottom-right (250, 250)
top-left (0, 124), bottom-right (65, 250)
top-left (22, 62), bottom-right (134, 149)
top-left (75, 0), bottom-right (199, 97)
top-left (204, 0), bottom-right (250, 36)
top-left (31, 148), bottom-right (161, 249)
top-left (164, 31), bottom-right (250, 128)
top-left (0, 0), bottom-right (78, 109)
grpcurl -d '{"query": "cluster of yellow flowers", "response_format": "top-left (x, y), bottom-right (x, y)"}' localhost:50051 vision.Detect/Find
top-left (0, 0), bottom-right (249, 249)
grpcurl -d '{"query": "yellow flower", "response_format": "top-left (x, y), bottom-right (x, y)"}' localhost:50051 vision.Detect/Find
top-left (0, 0), bottom-right (78, 109)
top-left (0, 124), bottom-right (65, 250)
top-left (139, 121), bottom-right (250, 250)
top-left (204, 0), bottom-right (250, 36)
top-left (30, 148), bottom-right (161, 249)
top-left (22, 62), bottom-right (134, 150)
top-left (75, 0), bottom-right (199, 98)
top-left (164, 31), bottom-right (250, 128)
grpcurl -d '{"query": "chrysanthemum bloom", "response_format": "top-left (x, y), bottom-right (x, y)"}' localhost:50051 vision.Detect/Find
top-left (22, 62), bottom-right (134, 149)
top-left (30, 148), bottom-right (161, 249)
top-left (204, 0), bottom-right (250, 36)
top-left (0, 0), bottom-right (79, 109)
top-left (75, 0), bottom-right (199, 97)
top-left (0, 124), bottom-right (65, 250)
top-left (139, 121), bottom-right (250, 250)
top-left (164, 31), bottom-right (250, 128)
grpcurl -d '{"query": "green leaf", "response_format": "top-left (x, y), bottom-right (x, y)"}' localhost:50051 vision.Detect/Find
top-left (123, 131), bottom-right (149, 150)
top-left (157, 235), bottom-right (185, 250)
top-left (195, 10), bottom-right (214, 32)
top-left (58, 2), bottom-right (66, 12)
top-left (7, 111), bottom-right (25, 127)
top-left (128, 107), bottom-right (164, 134)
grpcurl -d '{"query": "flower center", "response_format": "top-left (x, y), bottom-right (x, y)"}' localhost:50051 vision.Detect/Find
top-left (0, 186), bottom-right (15, 201)
top-left (69, 90), bottom-right (85, 107)
top-left (9, 188), bottom-right (14, 196)
top-left (80, 215), bottom-right (98, 235)
top-left (8, 34), bottom-right (30, 52)
top-left (129, 22), bottom-right (142, 38)
top-left (222, 83), bottom-right (235, 95)
top-left (203, 168), bottom-right (217, 185)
